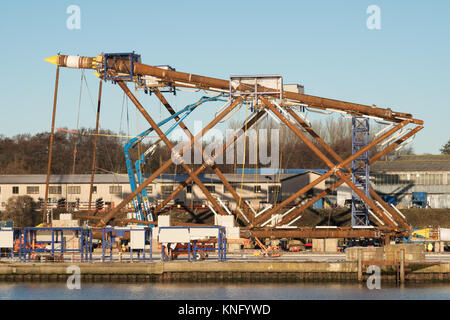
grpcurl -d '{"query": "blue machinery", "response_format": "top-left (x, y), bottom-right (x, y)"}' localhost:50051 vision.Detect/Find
top-left (159, 226), bottom-right (227, 262)
top-left (2, 226), bottom-right (227, 262)
top-left (124, 94), bottom-right (227, 222)
top-left (100, 227), bottom-right (152, 262)
top-left (351, 116), bottom-right (370, 226)
top-left (18, 227), bottom-right (93, 262)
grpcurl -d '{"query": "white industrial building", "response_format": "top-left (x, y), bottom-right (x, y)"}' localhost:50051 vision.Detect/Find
top-left (0, 171), bottom-right (325, 212)
top-left (337, 155), bottom-right (450, 209)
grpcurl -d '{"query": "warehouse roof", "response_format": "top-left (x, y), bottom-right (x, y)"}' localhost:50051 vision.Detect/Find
top-left (0, 173), bottom-right (305, 184)
top-left (372, 154), bottom-right (450, 172)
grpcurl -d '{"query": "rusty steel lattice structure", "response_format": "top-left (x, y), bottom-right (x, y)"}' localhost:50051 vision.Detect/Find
top-left (44, 53), bottom-right (424, 240)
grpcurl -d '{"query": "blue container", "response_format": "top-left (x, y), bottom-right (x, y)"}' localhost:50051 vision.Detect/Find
top-left (312, 198), bottom-right (323, 209)
top-left (381, 195), bottom-right (397, 205)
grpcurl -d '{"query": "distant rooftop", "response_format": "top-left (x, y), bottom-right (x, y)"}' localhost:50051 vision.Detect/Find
top-left (0, 173), bottom-right (307, 184)
top-left (372, 154), bottom-right (450, 172)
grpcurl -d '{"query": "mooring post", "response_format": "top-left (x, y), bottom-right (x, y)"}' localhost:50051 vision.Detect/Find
top-left (357, 248), bottom-right (362, 282)
top-left (400, 249), bottom-right (405, 284)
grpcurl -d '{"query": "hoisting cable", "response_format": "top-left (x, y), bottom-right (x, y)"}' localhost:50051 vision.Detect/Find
top-left (70, 70), bottom-right (84, 204)
top-left (237, 101), bottom-right (249, 216)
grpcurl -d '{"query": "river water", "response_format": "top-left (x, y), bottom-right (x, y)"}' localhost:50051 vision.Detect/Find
top-left (0, 282), bottom-right (448, 300)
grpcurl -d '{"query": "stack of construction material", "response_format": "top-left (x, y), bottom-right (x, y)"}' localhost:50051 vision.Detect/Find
top-left (52, 214), bottom-right (80, 227)
top-left (345, 246), bottom-right (384, 262)
top-left (215, 215), bottom-right (240, 251)
top-left (312, 239), bottom-right (339, 253)
top-left (312, 239), bottom-right (325, 252)
top-left (384, 243), bottom-right (425, 262)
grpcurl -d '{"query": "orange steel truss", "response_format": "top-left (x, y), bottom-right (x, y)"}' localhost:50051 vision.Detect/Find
top-left (46, 53), bottom-right (424, 238)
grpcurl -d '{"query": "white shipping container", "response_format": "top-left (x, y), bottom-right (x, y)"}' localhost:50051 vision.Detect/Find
top-left (158, 228), bottom-right (190, 243)
top-left (59, 214), bottom-right (73, 221)
top-left (440, 228), bottom-right (450, 241)
top-left (158, 215), bottom-right (171, 227)
top-left (226, 227), bottom-right (240, 239)
top-left (0, 229), bottom-right (14, 248)
top-left (130, 229), bottom-right (146, 250)
top-left (190, 228), bottom-right (218, 240)
top-left (215, 215), bottom-right (234, 227)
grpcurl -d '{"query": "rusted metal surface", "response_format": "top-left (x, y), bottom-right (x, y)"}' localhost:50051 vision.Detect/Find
top-left (245, 227), bottom-right (407, 239)
top-left (43, 66), bottom-right (60, 223)
top-left (152, 109), bottom-right (266, 223)
top-left (117, 82), bottom-right (228, 218)
top-left (88, 79), bottom-right (102, 211)
top-left (252, 111), bottom-right (412, 227)
top-left (97, 87), bottom-right (243, 227)
top-left (258, 97), bottom-right (398, 230)
top-left (151, 88), bottom-right (257, 222)
top-left (49, 53), bottom-right (425, 237)
top-left (275, 127), bottom-right (421, 229)
top-left (284, 107), bottom-right (408, 228)
top-left (51, 54), bottom-right (423, 124)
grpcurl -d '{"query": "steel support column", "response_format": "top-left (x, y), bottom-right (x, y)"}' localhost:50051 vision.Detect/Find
top-left (43, 66), bottom-right (60, 223)
top-left (351, 116), bottom-right (370, 226)
top-left (88, 79), bottom-right (102, 211)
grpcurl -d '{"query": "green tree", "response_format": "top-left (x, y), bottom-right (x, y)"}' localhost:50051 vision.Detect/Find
top-left (0, 195), bottom-right (41, 227)
top-left (441, 139), bottom-right (450, 154)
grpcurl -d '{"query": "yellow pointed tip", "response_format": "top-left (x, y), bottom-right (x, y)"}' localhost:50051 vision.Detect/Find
top-left (94, 71), bottom-right (100, 78)
top-left (44, 55), bottom-right (59, 65)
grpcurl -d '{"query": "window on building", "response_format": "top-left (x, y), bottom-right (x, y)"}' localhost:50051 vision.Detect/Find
top-left (161, 185), bottom-right (174, 195)
top-left (253, 185), bottom-right (262, 193)
top-left (109, 185), bottom-right (122, 195)
top-left (205, 185), bottom-right (216, 193)
top-left (91, 186), bottom-right (97, 194)
top-left (26, 186), bottom-right (39, 194)
top-left (146, 186), bottom-right (153, 194)
top-left (12, 186), bottom-right (19, 194)
top-left (49, 186), bottom-right (62, 194)
top-left (269, 185), bottom-right (280, 194)
top-left (67, 186), bottom-right (81, 194)
top-left (227, 182), bottom-right (240, 193)
top-left (186, 185), bottom-right (192, 194)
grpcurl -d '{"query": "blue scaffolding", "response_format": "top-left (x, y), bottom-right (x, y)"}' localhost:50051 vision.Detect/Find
top-left (19, 227), bottom-right (93, 262)
top-left (159, 226), bottom-right (227, 262)
top-left (100, 227), bottom-right (152, 262)
top-left (351, 116), bottom-right (370, 226)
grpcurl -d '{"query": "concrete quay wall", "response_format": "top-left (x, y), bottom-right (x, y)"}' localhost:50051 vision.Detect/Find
top-left (0, 261), bottom-right (448, 283)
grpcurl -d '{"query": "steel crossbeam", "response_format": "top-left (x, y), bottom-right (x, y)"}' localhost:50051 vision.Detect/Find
top-left (254, 97), bottom-right (401, 230)
top-left (273, 123), bottom-right (423, 229)
top-left (152, 107), bottom-right (267, 224)
top-left (150, 88), bottom-right (256, 222)
top-left (284, 107), bottom-right (412, 229)
top-left (97, 87), bottom-right (243, 226)
top-left (252, 96), bottom-right (415, 229)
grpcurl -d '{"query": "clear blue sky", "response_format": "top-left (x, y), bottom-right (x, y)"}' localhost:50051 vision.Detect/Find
top-left (1, 0), bottom-right (449, 154)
